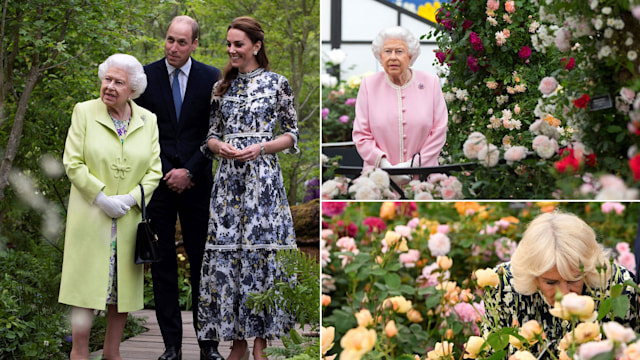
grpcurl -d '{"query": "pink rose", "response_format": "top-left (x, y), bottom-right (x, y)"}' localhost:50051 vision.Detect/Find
top-left (615, 252), bottom-right (636, 274)
top-left (470, 32), bottom-right (484, 51)
top-left (616, 242), bottom-right (630, 254)
top-left (344, 98), bottom-right (356, 106)
top-left (487, 0), bottom-right (499, 11)
top-left (407, 217), bottom-right (420, 229)
top-left (322, 108), bottom-right (330, 119)
top-left (428, 232), bottom-right (451, 256)
top-left (538, 76), bottom-right (559, 95)
top-left (578, 341), bottom-right (614, 360)
top-left (437, 224), bottom-right (450, 234)
top-left (505, 0), bottom-right (515, 13)
top-left (620, 87), bottom-right (636, 103)
top-left (338, 115), bottom-right (349, 123)
top-left (394, 225), bottom-right (413, 239)
top-left (555, 28), bottom-right (572, 52)
top-left (322, 201), bottom-right (348, 217)
top-left (504, 146), bottom-right (528, 164)
top-left (632, 6), bottom-right (640, 20)
top-left (399, 249), bottom-right (421, 268)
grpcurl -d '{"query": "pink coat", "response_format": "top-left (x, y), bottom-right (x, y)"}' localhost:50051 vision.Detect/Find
top-left (352, 70), bottom-right (448, 172)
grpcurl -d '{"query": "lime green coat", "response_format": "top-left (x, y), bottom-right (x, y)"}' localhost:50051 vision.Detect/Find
top-left (58, 98), bottom-right (162, 312)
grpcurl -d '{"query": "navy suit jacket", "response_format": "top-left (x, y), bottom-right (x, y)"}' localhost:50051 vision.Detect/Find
top-left (136, 58), bottom-right (221, 182)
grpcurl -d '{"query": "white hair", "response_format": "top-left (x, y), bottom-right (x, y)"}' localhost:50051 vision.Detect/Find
top-left (98, 54), bottom-right (147, 99)
top-left (371, 26), bottom-right (421, 66)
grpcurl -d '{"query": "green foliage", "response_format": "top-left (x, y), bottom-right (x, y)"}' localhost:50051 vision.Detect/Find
top-left (321, 82), bottom-right (359, 143)
top-left (246, 249), bottom-right (320, 359)
top-left (322, 201), bottom-right (640, 359)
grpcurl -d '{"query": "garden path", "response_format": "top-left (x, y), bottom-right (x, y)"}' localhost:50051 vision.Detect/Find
top-left (89, 309), bottom-right (281, 360)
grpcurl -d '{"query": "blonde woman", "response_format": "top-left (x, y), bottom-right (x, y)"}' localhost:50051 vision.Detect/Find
top-left (484, 211), bottom-right (639, 357)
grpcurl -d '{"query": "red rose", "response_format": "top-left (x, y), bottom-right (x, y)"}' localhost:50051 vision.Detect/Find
top-left (470, 32), bottom-right (484, 51)
top-left (518, 46), bottom-right (532, 59)
top-left (467, 55), bottom-right (479, 72)
top-left (629, 154), bottom-right (640, 181)
top-left (322, 201), bottom-right (348, 217)
top-left (362, 217), bottom-right (387, 234)
top-left (561, 57), bottom-right (575, 70)
top-left (585, 153), bottom-right (596, 167)
top-left (573, 94), bottom-right (590, 109)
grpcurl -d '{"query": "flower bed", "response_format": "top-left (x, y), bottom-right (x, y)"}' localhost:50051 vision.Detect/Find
top-left (321, 201), bottom-right (639, 359)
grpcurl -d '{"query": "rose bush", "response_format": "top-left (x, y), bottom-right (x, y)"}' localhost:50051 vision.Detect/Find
top-left (321, 201), bottom-right (639, 359)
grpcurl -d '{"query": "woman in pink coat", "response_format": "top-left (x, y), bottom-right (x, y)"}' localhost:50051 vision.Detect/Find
top-left (352, 26), bottom-right (448, 184)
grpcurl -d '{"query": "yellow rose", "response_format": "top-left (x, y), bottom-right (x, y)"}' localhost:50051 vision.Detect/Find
top-left (340, 326), bottom-right (377, 360)
top-left (383, 296), bottom-right (413, 313)
top-left (427, 341), bottom-right (454, 360)
top-left (509, 335), bottom-right (523, 349)
top-left (508, 350), bottom-right (536, 360)
top-left (437, 256), bottom-right (453, 271)
top-left (573, 322), bottom-right (600, 344)
top-left (355, 309), bottom-right (374, 327)
top-left (383, 231), bottom-right (401, 247)
top-left (519, 319), bottom-right (543, 344)
top-left (407, 308), bottom-right (424, 323)
top-left (385, 320), bottom-right (398, 338)
top-left (322, 294), bottom-right (331, 307)
top-left (474, 268), bottom-right (499, 288)
top-left (549, 293), bottom-right (596, 321)
top-left (380, 202), bottom-right (396, 220)
top-left (464, 336), bottom-right (485, 359)
top-left (397, 238), bottom-right (409, 252)
top-left (321, 326), bottom-right (335, 355)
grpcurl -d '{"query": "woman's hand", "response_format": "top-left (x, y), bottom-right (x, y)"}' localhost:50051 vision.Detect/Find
top-left (235, 144), bottom-right (262, 162)
top-left (208, 138), bottom-right (239, 160)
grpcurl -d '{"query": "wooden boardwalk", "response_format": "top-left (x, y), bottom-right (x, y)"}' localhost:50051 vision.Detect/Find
top-left (90, 309), bottom-right (282, 360)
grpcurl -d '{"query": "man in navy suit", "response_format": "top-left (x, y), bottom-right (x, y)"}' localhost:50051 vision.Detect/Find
top-left (136, 15), bottom-right (222, 360)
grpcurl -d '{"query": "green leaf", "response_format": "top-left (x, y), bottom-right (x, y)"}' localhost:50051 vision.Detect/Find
top-left (611, 296), bottom-right (630, 319)
top-left (610, 284), bottom-right (623, 298)
top-left (486, 332), bottom-right (510, 350)
top-left (598, 298), bottom-right (612, 321)
top-left (384, 273), bottom-right (402, 289)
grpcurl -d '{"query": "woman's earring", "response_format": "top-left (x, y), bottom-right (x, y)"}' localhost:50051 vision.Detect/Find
top-left (253, 51), bottom-right (258, 56)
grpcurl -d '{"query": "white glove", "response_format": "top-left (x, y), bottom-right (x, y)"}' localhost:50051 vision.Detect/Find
top-left (393, 160), bottom-right (412, 168)
top-left (111, 194), bottom-right (137, 207)
top-left (94, 191), bottom-right (130, 218)
top-left (379, 157), bottom-right (411, 185)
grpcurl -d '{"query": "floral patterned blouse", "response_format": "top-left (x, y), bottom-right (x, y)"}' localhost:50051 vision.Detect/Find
top-left (483, 262), bottom-right (639, 358)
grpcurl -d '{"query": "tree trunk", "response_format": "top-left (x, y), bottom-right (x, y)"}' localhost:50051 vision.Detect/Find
top-left (0, 65), bottom-right (41, 203)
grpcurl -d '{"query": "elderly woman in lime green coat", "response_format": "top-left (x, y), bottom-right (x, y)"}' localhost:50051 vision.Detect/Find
top-left (58, 54), bottom-right (162, 360)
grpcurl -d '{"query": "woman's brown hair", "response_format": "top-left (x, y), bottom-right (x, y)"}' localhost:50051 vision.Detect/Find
top-left (214, 16), bottom-right (270, 97)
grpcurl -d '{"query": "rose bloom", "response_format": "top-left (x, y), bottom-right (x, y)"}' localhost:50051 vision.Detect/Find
top-left (379, 201), bottom-right (396, 220)
top-left (508, 350), bottom-right (536, 360)
top-left (321, 326), bottom-right (335, 356)
top-left (322, 201), bottom-right (348, 217)
top-left (468, 55), bottom-right (480, 72)
top-left (475, 268), bottom-right (499, 287)
top-left (572, 322), bottom-right (601, 344)
top-left (478, 143), bottom-right (499, 167)
top-left (399, 249), bottom-right (421, 268)
top-left (549, 293), bottom-right (595, 321)
top-left (427, 341), bottom-right (454, 360)
top-left (504, 146), bottom-right (528, 165)
top-left (322, 294), bottom-right (331, 307)
top-left (340, 326), bottom-right (377, 360)
top-left (344, 98), bottom-right (356, 106)
top-left (495, 31), bottom-right (507, 46)
top-left (487, 0), bottom-right (499, 11)
top-left (577, 340), bottom-right (614, 360)
top-left (518, 46), bottom-right (531, 59)
top-left (437, 255), bottom-right (453, 270)
top-left (574, 94), bottom-right (590, 109)
top-left (464, 336), bottom-right (485, 359)
top-left (532, 135), bottom-right (558, 159)
top-left (407, 308), bottom-right (424, 323)
top-left (615, 251), bottom-right (636, 274)
top-left (625, 340), bottom-right (640, 359)
top-left (602, 321), bottom-right (637, 343)
top-left (383, 296), bottom-right (413, 313)
top-left (555, 28), bottom-right (571, 52)
top-left (505, 0), bottom-right (515, 13)
top-left (384, 320), bottom-right (398, 337)
top-left (562, 57), bottom-right (575, 70)
top-left (463, 131), bottom-right (487, 159)
top-left (368, 168), bottom-right (390, 190)
top-left (519, 320), bottom-right (543, 343)
top-left (538, 76), bottom-right (558, 95)
top-left (362, 216), bottom-right (386, 234)
top-left (354, 308), bottom-right (374, 327)
top-left (428, 232), bottom-right (451, 256)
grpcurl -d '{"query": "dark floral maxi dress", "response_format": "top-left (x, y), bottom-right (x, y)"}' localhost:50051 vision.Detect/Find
top-left (197, 68), bottom-right (299, 341)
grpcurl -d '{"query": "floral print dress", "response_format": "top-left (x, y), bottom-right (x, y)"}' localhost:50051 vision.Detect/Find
top-left (483, 262), bottom-right (639, 359)
top-left (197, 68), bottom-right (299, 341)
